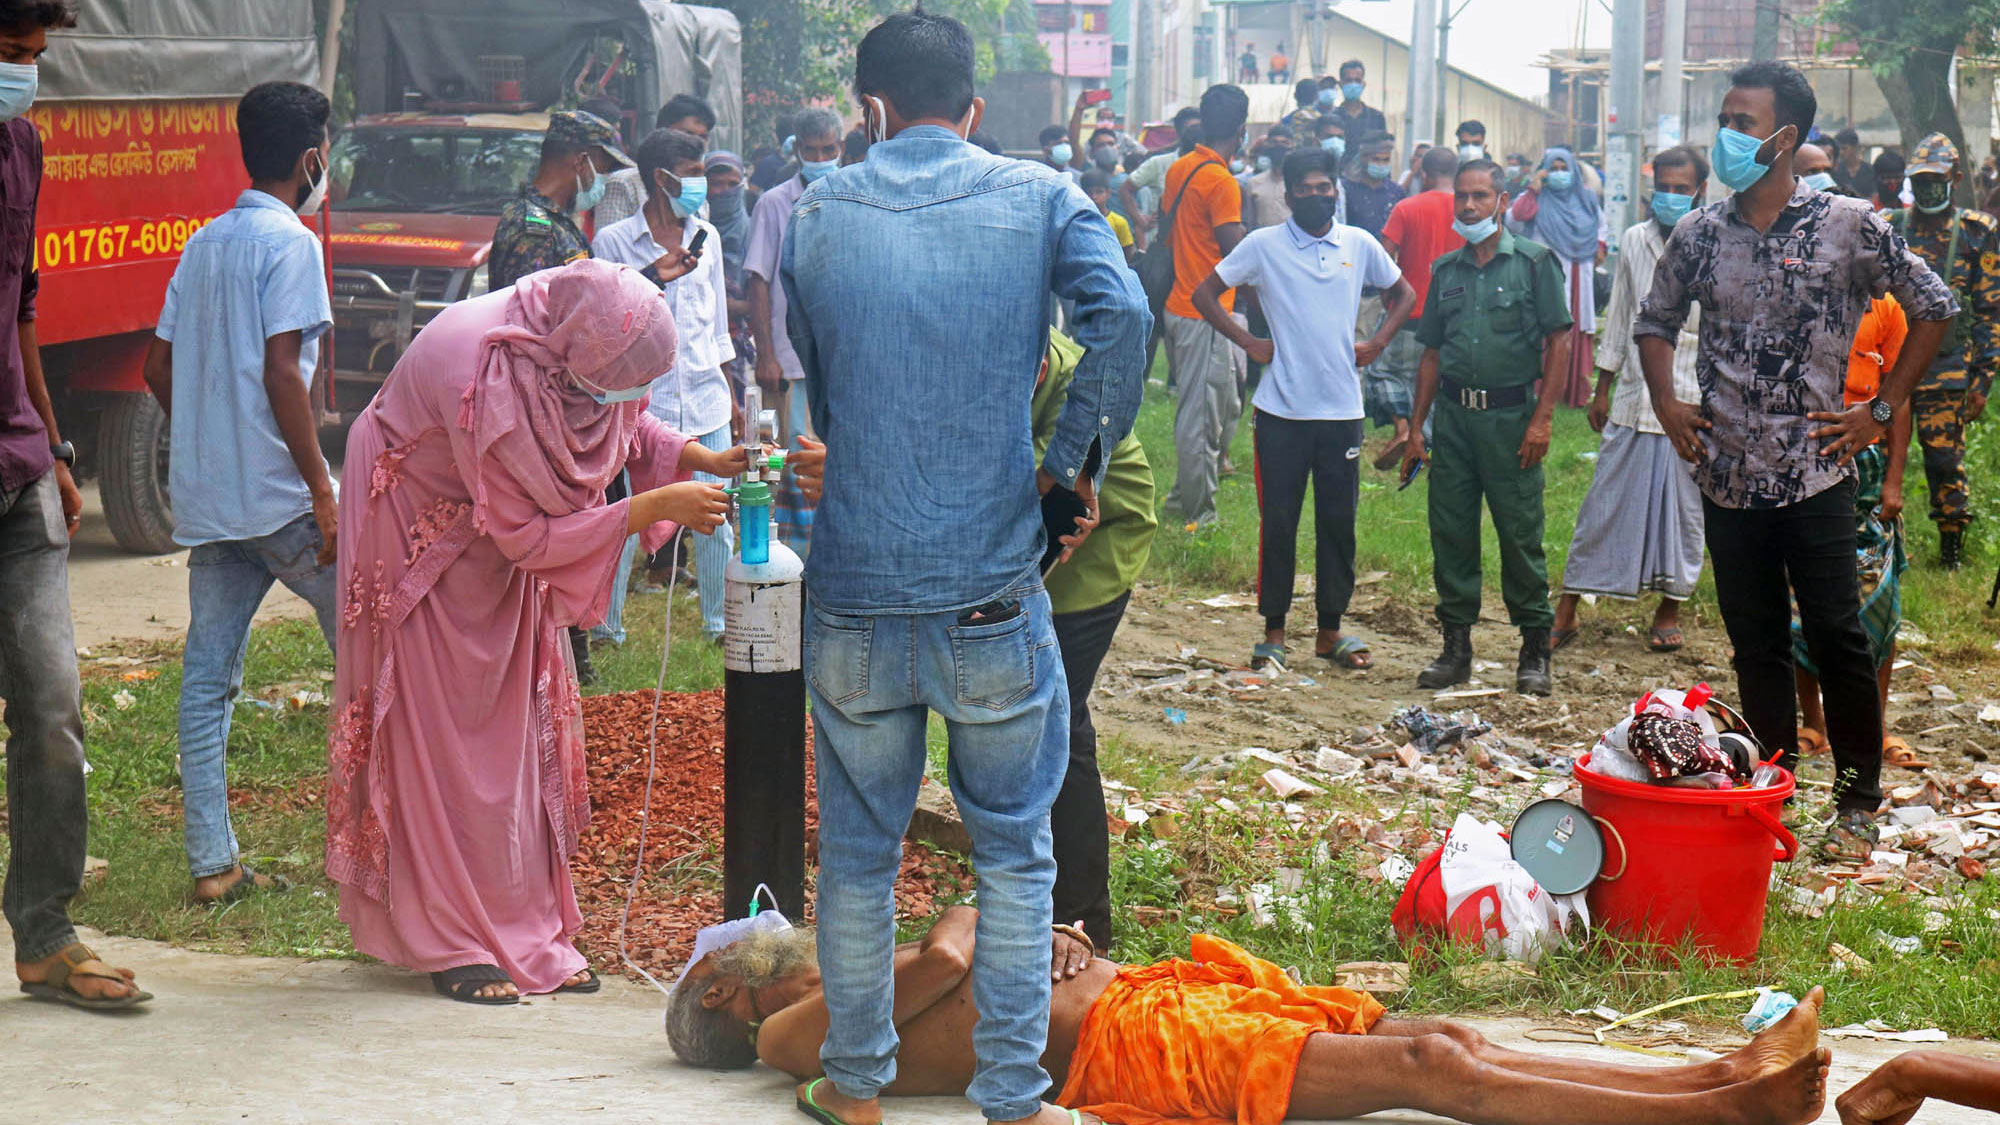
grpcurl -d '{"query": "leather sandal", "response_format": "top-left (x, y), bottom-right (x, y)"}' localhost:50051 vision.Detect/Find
top-left (18, 943), bottom-right (152, 1011)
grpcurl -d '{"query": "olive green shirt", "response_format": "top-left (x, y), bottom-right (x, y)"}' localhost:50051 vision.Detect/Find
top-left (1416, 230), bottom-right (1573, 387)
top-left (1034, 331), bottom-right (1158, 615)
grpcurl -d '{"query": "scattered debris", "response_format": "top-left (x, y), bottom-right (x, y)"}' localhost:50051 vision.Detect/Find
top-left (111, 689), bottom-right (136, 711)
top-left (1260, 768), bottom-right (1321, 799)
top-left (1334, 961), bottom-right (1411, 997)
top-left (1823, 1023), bottom-right (1949, 1043)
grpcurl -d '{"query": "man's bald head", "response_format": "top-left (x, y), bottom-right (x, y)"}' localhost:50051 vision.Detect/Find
top-left (1795, 143), bottom-right (1833, 178)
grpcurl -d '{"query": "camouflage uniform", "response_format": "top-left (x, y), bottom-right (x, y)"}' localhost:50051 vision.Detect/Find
top-left (1891, 133), bottom-right (2000, 539)
top-left (487, 110), bottom-right (632, 291)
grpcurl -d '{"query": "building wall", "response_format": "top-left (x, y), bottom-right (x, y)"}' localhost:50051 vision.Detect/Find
top-left (1644, 0), bottom-right (1821, 61)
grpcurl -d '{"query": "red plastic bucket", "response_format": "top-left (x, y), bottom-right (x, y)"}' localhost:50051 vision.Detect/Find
top-left (1575, 753), bottom-right (1798, 964)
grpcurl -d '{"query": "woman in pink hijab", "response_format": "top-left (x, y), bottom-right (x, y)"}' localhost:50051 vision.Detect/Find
top-left (328, 259), bottom-right (743, 1003)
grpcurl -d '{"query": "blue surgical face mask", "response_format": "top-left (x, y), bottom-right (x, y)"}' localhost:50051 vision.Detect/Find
top-left (1321, 136), bottom-right (1345, 161)
top-left (574, 166), bottom-right (607, 214)
top-left (1341, 81), bottom-right (1365, 102)
top-left (1316, 88), bottom-right (1336, 109)
top-left (1452, 213), bottom-right (1499, 244)
top-left (1365, 160), bottom-right (1393, 181)
top-left (1255, 154), bottom-right (1272, 173)
top-left (669, 174), bottom-right (707, 219)
top-left (1712, 125), bottom-right (1785, 192)
top-left (568, 366), bottom-right (648, 405)
top-left (1802, 171), bottom-right (1835, 192)
top-left (1545, 170), bottom-right (1574, 192)
top-left (0, 62), bottom-right (36, 123)
top-left (1050, 142), bottom-right (1074, 166)
top-left (800, 157), bottom-right (837, 184)
top-left (1651, 190), bottom-right (1696, 228)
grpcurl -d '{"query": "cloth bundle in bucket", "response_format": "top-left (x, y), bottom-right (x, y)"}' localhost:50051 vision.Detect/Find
top-left (1629, 712), bottom-right (1741, 783)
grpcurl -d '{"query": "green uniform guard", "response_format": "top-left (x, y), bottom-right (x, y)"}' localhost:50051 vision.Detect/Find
top-left (1405, 160), bottom-right (1574, 695)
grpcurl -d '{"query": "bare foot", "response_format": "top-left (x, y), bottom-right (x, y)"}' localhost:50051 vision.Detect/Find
top-left (471, 980), bottom-right (520, 1001)
top-left (1730, 1047), bottom-right (1832, 1125)
top-left (993, 1107), bottom-right (1099, 1125)
top-left (798, 1080), bottom-right (882, 1125)
top-left (15, 951), bottom-right (142, 1003)
top-left (1729, 986), bottom-right (1824, 1082)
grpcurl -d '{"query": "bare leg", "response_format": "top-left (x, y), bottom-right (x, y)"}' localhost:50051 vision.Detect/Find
top-left (1876, 642), bottom-right (1895, 731)
top-left (1554, 593), bottom-right (1582, 635)
top-left (1368, 988), bottom-right (1820, 1095)
top-left (1285, 1031), bottom-right (1830, 1125)
top-left (1797, 668), bottom-right (1827, 736)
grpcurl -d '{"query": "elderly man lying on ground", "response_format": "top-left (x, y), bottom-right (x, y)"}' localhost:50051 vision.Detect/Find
top-left (668, 904), bottom-right (1832, 1125)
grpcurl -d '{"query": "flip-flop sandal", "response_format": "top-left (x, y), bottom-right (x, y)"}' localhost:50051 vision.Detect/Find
top-left (1250, 643), bottom-right (1289, 673)
top-left (1372, 435), bottom-right (1410, 470)
top-left (1550, 627), bottom-right (1579, 653)
top-left (18, 943), bottom-right (153, 1011)
top-left (1647, 625), bottom-right (1685, 653)
top-left (431, 964), bottom-right (520, 1005)
top-left (1796, 728), bottom-right (1830, 758)
top-left (1317, 635), bottom-right (1372, 669)
top-left (1882, 736), bottom-right (1932, 771)
top-left (198, 862), bottom-right (293, 908)
top-left (797, 1078), bottom-right (860, 1125)
top-left (556, 967), bottom-right (601, 994)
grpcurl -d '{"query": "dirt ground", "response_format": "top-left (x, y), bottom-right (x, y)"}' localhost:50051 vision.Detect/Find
top-left (1091, 578), bottom-right (2000, 799)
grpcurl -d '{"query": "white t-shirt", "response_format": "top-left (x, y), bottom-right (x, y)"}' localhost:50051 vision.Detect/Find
top-left (1214, 219), bottom-right (1402, 421)
top-left (591, 213), bottom-right (736, 436)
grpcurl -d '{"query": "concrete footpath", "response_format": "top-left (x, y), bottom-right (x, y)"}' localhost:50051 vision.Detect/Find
top-left (5, 925), bottom-right (1999, 1124)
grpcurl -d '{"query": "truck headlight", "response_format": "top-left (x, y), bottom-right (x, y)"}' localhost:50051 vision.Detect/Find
top-left (467, 264), bottom-right (489, 298)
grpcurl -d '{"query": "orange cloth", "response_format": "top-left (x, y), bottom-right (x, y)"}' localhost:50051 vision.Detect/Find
top-left (1055, 934), bottom-right (1386, 1125)
top-left (1164, 146), bottom-right (1245, 318)
top-left (1847, 295), bottom-right (1907, 407)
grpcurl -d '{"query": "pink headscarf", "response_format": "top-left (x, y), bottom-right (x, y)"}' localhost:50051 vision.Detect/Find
top-left (457, 258), bottom-right (677, 528)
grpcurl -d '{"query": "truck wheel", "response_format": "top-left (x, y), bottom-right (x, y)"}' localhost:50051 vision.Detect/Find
top-left (98, 392), bottom-right (176, 554)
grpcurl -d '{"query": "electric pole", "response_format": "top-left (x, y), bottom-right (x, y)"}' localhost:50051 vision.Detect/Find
top-left (1409, 0), bottom-right (1439, 150)
top-left (1752, 0), bottom-right (1779, 61)
top-left (1605, 0), bottom-right (1644, 236)
top-left (1659, 0), bottom-right (1686, 148)
top-left (1132, 0), bottom-right (1154, 123)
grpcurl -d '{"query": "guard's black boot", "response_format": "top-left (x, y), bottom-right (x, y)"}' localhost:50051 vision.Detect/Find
top-left (1516, 627), bottom-right (1553, 696)
top-left (1941, 529), bottom-right (1964, 572)
top-left (569, 626), bottom-right (599, 687)
top-left (1417, 623), bottom-right (1473, 689)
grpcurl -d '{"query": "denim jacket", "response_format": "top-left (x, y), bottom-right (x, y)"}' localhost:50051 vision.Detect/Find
top-left (782, 125), bottom-right (1151, 613)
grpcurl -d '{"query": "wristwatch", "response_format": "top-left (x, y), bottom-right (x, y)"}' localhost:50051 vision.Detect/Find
top-left (49, 441), bottom-right (75, 466)
top-left (1868, 397), bottom-right (1894, 425)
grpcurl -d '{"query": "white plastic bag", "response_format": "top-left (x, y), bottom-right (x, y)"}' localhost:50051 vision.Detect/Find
top-left (1438, 813), bottom-right (1587, 963)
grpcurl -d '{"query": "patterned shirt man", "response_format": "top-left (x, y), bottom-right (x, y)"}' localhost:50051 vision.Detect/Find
top-left (488, 185), bottom-right (590, 292)
top-left (1634, 179), bottom-right (1957, 509)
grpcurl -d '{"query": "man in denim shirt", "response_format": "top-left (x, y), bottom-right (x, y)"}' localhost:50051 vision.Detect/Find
top-left (779, 10), bottom-right (1148, 1124)
top-left (142, 82), bottom-right (338, 905)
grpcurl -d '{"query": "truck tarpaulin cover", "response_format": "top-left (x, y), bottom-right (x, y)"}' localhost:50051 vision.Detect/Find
top-left (39, 0), bottom-right (317, 102)
top-left (354, 0), bottom-right (743, 152)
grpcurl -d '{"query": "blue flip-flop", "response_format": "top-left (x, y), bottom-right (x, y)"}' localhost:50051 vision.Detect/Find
top-left (1251, 642), bottom-right (1289, 673)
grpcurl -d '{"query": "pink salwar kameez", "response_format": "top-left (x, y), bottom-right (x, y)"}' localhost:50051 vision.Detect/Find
top-left (328, 261), bottom-right (689, 993)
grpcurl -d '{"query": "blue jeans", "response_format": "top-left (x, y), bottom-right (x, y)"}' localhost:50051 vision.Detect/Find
top-left (179, 512), bottom-right (337, 878)
top-left (805, 589), bottom-right (1067, 1122)
top-left (692, 423), bottom-right (735, 638)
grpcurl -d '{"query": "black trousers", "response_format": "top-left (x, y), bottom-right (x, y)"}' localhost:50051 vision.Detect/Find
top-left (1704, 481), bottom-right (1883, 813)
top-left (1050, 590), bottom-right (1131, 950)
top-left (1253, 411), bottom-right (1362, 634)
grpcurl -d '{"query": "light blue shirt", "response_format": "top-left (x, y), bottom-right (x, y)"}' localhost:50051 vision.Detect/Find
top-left (1214, 218), bottom-right (1401, 421)
top-left (156, 190), bottom-right (333, 546)
top-left (781, 125), bottom-right (1151, 613)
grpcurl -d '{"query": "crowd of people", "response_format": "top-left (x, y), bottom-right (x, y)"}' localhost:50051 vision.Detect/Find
top-left (1, 0), bottom-right (1998, 1121)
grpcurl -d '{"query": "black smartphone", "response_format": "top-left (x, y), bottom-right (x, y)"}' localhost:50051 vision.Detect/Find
top-left (1040, 485), bottom-right (1091, 574)
top-left (687, 228), bottom-right (709, 255)
top-left (959, 599), bottom-right (1023, 626)
top-left (1398, 457), bottom-right (1426, 491)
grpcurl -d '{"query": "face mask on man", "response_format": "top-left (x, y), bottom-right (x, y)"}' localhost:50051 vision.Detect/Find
top-left (1316, 88), bottom-right (1336, 110)
top-left (1229, 156), bottom-right (1245, 174)
top-left (1459, 144), bottom-right (1483, 162)
top-left (1912, 177), bottom-right (1954, 213)
top-left (0, 61), bottom-right (36, 123)
top-left (1801, 171), bottom-right (1836, 192)
top-left (1341, 81), bottom-right (1365, 103)
top-left (1321, 136), bottom-right (1345, 161)
top-left (1254, 154), bottom-right (1271, 174)
top-left (1290, 193), bottom-right (1338, 232)
top-left (800, 157), bottom-right (838, 183)
top-left (296, 150), bottom-right (329, 216)
top-left (574, 164), bottom-right (607, 214)
top-left (1651, 190), bottom-right (1696, 228)
top-left (1050, 142), bottom-right (1073, 166)
top-left (1365, 160), bottom-right (1393, 181)
top-left (1092, 146), bottom-right (1119, 171)
top-left (1452, 213), bottom-right (1499, 244)
top-left (669, 174), bottom-right (708, 219)
top-left (1711, 125), bottom-right (1790, 192)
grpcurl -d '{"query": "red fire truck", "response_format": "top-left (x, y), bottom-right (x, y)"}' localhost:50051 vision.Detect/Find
top-left (35, 1), bottom-right (319, 552)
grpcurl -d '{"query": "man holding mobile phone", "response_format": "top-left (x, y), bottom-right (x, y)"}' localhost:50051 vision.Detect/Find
top-left (1191, 148), bottom-right (1414, 674)
top-left (779, 10), bottom-right (1149, 1125)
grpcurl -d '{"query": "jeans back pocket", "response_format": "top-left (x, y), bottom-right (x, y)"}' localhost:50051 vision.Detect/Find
top-left (806, 607), bottom-right (874, 707)
top-left (947, 612), bottom-right (1035, 711)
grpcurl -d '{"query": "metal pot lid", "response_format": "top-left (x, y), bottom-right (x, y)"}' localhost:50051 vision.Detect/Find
top-left (1509, 799), bottom-right (1606, 896)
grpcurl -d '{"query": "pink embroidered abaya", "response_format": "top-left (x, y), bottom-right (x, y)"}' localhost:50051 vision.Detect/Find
top-left (328, 260), bottom-right (691, 992)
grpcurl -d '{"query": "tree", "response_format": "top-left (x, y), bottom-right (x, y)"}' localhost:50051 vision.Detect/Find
top-left (1819, 0), bottom-right (2000, 202)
